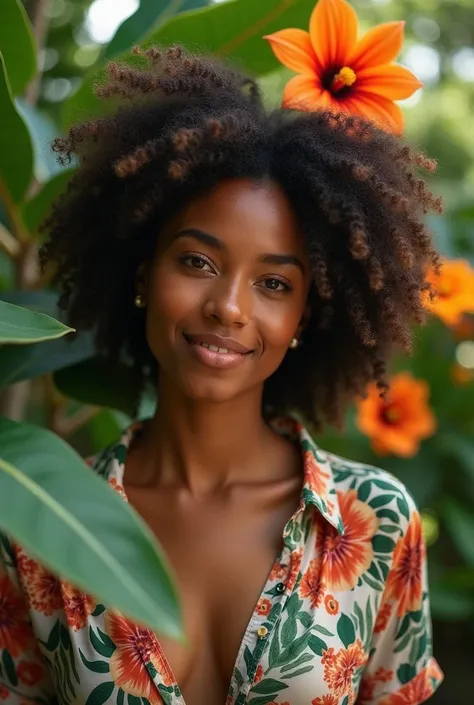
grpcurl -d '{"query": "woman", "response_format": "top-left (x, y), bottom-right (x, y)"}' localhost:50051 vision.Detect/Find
top-left (0, 45), bottom-right (443, 705)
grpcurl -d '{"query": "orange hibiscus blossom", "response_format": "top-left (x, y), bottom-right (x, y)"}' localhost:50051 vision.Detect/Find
top-left (425, 259), bottom-right (474, 326)
top-left (385, 511), bottom-right (424, 618)
top-left (299, 558), bottom-right (326, 608)
top-left (264, 0), bottom-right (421, 132)
top-left (356, 372), bottom-right (436, 457)
top-left (106, 612), bottom-right (173, 703)
top-left (378, 662), bottom-right (441, 705)
top-left (304, 449), bottom-right (330, 497)
top-left (318, 489), bottom-right (378, 591)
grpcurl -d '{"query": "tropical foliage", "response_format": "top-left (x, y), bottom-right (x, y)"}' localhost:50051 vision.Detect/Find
top-left (1, 0), bottom-right (474, 700)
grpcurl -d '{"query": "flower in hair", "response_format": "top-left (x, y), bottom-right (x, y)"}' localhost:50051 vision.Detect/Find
top-left (264, 0), bottom-right (422, 132)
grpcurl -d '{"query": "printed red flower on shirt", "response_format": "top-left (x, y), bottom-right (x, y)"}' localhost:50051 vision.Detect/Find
top-left (60, 582), bottom-right (96, 631)
top-left (256, 598), bottom-right (272, 616)
top-left (323, 638), bottom-right (368, 699)
top-left (14, 545), bottom-right (62, 616)
top-left (312, 695), bottom-right (339, 705)
top-left (324, 594), bottom-right (339, 615)
top-left (299, 558), bottom-right (326, 608)
top-left (106, 612), bottom-right (174, 703)
top-left (0, 575), bottom-right (32, 658)
top-left (254, 664), bottom-right (264, 684)
top-left (318, 489), bottom-right (378, 591)
top-left (374, 602), bottom-right (392, 633)
top-left (378, 662), bottom-right (438, 705)
top-left (385, 511), bottom-right (424, 617)
top-left (304, 449), bottom-right (330, 497)
top-left (17, 661), bottom-right (45, 687)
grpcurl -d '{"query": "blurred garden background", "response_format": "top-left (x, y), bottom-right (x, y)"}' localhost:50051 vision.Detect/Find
top-left (1, 0), bottom-right (474, 702)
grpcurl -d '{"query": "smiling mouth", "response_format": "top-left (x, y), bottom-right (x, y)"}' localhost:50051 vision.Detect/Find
top-left (183, 333), bottom-right (254, 369)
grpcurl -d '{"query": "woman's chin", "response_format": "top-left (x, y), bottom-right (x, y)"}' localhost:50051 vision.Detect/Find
top-left (178, 376), bottom-right (249, 405)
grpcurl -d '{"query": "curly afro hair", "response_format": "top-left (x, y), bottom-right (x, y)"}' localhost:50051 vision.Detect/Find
top-left (40, 45), bottom-right (442, 429)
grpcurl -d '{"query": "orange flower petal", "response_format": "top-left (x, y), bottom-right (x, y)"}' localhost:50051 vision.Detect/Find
top-left (309, 0), bottom-right (358, 71)
top-left (283, 74), bottom-right (328, 110)
top-left (344, 93), bottom-right (404, 132)
top-left (264, 28), bottom-right (318, 76)
top-left (349, 21), bottom-right (405, 71)
top-left (356, 64), bottom-right (423, 100)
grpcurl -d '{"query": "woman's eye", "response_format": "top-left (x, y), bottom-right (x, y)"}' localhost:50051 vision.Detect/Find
top-left (261, 277), bottom-right (290, 292)
top-left (182, 255), bottom-right (213, 272)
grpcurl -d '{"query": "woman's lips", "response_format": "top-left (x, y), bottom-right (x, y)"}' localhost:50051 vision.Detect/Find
top-left (183, 333), bottom-right (253, 370)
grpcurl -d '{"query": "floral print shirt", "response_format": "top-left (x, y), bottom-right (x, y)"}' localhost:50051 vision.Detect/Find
top-left (0, 417), bottom-right (443, 705)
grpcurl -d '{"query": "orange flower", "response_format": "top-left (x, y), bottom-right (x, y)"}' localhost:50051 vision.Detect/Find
top-left (254, 664), bottom-right (264, 684)
top-left (299, 558), bottom-right (326, 608)
top-left (378, 663), bottom-right (437, 705)
top-left (385, 511), bottom-right (424, 618)
top-left (264, 0), bottom-right (421, 132)
top-left (286, 548), bottom-right (303, 593)
top-left (375, 667), bottom-right (394, 683)
top-left (0, 575), bottom-right (32, 658)
top-left (256, 598), bottom-right (272, 616)
top-left (106, 612), bottom-right (173, 703)
top-left (318, 489), bottom-right (378, 591)
top-left (425, 259), bottom-right (474, 326)
top-left (60, 582), bottom-right (96, 631)
top-left (304, 449), bottom-right (330, 497)
top-left (323, 639), bottom-right (367, 697)
top-left (312, 696), bottom-right (339, 705)
top-left (269, 561), bottom-right (287, 581)
top-left (17, 661), bottom-right (45, 687)
top-left (374, 602), bottom-right (392, 633)
top-left (324, 594), bottom-right (339, 615)
top-left (356, 372), bottom-right (436, 457)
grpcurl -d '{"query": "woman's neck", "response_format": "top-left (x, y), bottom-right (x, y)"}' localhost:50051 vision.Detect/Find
top-left (129, 378), bottom-right (284, 494)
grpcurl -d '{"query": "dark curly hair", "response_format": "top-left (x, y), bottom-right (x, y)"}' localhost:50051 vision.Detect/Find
top-left (40, 45), bottom-right (442, 429)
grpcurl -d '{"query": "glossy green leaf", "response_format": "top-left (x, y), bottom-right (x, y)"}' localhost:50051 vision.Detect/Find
top-left (0, 417), bottom-right (181, 638)
top-left (0, 300), bottom-right (73, 344)
top-left (0, 0), bottom-right (36, 95)
top-left (0, 53), bottom-right (34, 202)
top-left (62, 0), bottom-right (316, 127)
top-left (105, 0), bottom-right (211, 60)
top-left (22, 169), bottom-right (75, 235)
top-left (0, 331), bottom-right (95, 386)
top-left (54, 357), bottom-right (140, 416)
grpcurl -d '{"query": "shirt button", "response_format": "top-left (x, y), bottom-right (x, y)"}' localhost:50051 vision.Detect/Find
top-left (257, 626), bottom-right (268, 638)
top-left (275, 582), bottom-right (285, 594)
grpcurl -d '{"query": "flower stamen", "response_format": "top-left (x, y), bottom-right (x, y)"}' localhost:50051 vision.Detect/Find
top-left (331, 67), bottom-right (357, 93)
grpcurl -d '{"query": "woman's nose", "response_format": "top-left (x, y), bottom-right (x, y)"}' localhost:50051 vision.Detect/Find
top-left (203, 275), bottom-right (251, 327)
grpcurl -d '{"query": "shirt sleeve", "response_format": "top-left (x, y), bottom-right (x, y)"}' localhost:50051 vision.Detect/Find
top-left (357, 502), bottom-right (444, 705)
top-left (0, 534), bottom-right (57, 704)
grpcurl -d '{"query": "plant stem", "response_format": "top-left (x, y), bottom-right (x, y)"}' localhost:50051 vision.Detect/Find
top-left (0, 223), bottom-right (20, 258)
top-left (25, 0), bottom-right (52, 105)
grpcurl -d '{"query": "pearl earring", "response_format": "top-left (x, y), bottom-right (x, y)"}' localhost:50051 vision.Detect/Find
top-left (289, 337), bottom-right (299, 349)
top-left (134, 294), bottom-right (146, 308)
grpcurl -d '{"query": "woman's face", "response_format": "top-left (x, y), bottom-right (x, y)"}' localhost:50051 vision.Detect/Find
top-left (142, 178), bottom-right (310, 403)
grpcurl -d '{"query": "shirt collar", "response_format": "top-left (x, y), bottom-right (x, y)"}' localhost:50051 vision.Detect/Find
top-left (102, 416), bottom-right (344, 536)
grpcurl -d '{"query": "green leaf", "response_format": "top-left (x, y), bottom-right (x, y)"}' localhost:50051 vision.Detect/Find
top-left (397, 663), bottom-right (417, 685)
top-left (397, 496), bottom-right (410, 520)
top-left (0, 330), bottom-right (95, 386)
top-left (86, 682), bottom-right (115, 705)
top-left (308, 634), bottom-right (327, 655)
top-left (369, 494), bottom-right (395, 510)
top-left (62, 0), bottom-right (319, 128)
top-left (128, 696), bottom-right (141, 705)
top-left (281, 616), bottom-right (297, 647)
top-left (0, 418), bottom-right (181, 638)
top-left (54, 357), bottom-right (142, 416)
top-left (22, 169), bottom-right (75, 234)
top-left (337, 613), bottom-right (356, 648)
top-left (90, 627), bottom-right (116, 658)
top-left (105, 0), bottom-right (210, 60)
top-left (0, 52), bottom-right (34, 202)
top-left (280, 652), bottom-right (313, 674)
top-left (0, 0), bottom-right (36, 95)
top-left (286, 592), bottom-right (302, 617)
top-left (2, 649), bottom-right (17, 686)
top-left (0, 300), bottom-right (73, 345)
top-left (251, 678), bottom-right (289, 695)
top-left (15, 98), bottom-right (68, 183)
top-left (357, 480), bottom-right (371, 502)
top-left (376, 509), bottom-right (399, 523)
top-left (372, 535), bottom-right (396, 554)
top-left (42, 620), bottom-right (61, 652)
top-left (79, 649), bottom-right (110, 673)
top-left (281, 664), bottom-right (313, 678)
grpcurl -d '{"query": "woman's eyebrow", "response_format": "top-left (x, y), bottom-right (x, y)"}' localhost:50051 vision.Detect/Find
top-left (174, 228), bottom-right (304, 273)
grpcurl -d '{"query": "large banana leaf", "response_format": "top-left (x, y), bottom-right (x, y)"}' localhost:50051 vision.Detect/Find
top-left (62, 0), bottom-right (316, 128)
top-left (0, 0), bottom-right (36, 95)
top-left (0, 417), bottom-right (181, 638)
top-left (0, 52), bottom-right (34, 203)
top-left (0, 299), bottom-right (73, 344)
top-left (104, 0), bottom-right (211, 60)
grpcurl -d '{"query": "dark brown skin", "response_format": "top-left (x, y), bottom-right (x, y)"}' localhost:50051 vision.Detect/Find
top-left (124, 178), bottom-right (311, 705)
